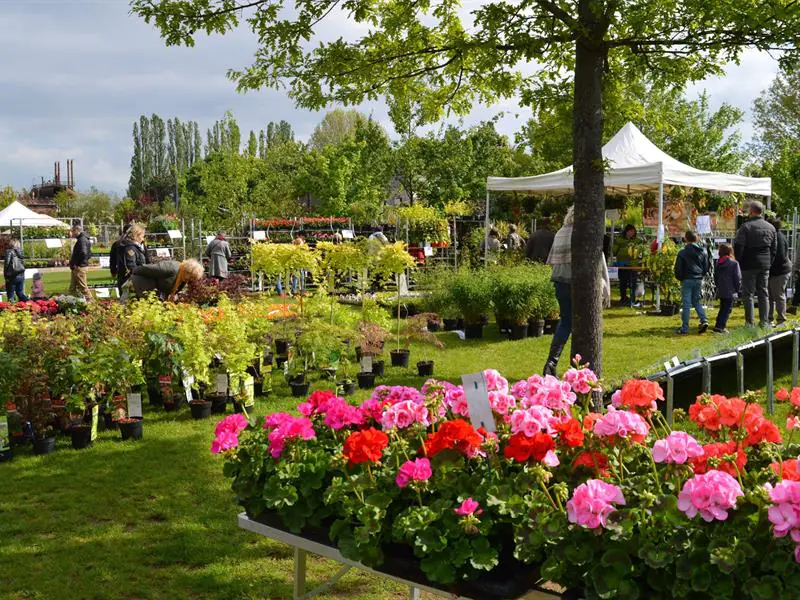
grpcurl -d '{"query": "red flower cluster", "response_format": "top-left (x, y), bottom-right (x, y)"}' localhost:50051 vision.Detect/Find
top-left (553, 418), bottom-right (584, 447)
top-left (342, 428), bottom-right (388, 465)
top-left (688, 394), bottom-right (781, 448)
top-left (423, 419), bottom-right (482, 457)
top-left (617, 379), bottom-right (664, 413)
top-left (771, 459), bottom-right (800, 481)
top-left (690, 441), bottom-right (747, 476)
top-left (573, 451), bottom-right (610, 477)
top-left (254, 216), bottom-right (349, 229)
top-left (504, 432), bottom-right (555, 463)
top-left (0, 299), bottom-right (58, 315)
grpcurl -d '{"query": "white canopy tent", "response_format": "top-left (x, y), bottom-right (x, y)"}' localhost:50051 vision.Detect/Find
top-left (486, 122), bottom-right (771, 250)
top-left (0, 201), bottom-right (70, 228)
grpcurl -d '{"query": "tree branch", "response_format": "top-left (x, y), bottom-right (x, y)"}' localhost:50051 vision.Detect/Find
top-left (536, 0), bottom-right (576, 28)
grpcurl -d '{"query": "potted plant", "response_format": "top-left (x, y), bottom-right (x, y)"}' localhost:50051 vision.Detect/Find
top-left (643, 239), bottom-right (681, 315)
top-left (371, 242), bottom-right (417, 366)
top-left (208, 298), bottom-right (257, 414)
top-left (446, 269), bottom-right (492, 339)
top-left (401, 314), bottom-right (445, 377)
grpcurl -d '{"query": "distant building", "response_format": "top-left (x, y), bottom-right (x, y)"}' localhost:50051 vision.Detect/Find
top-left (20, 160), bottom-right (75, 216)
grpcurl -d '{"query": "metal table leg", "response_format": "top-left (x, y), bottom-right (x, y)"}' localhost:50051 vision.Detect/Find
top-left (408, 586), bottom-right (421, 600)
top-left (294, 548), bottom-right (307, 600)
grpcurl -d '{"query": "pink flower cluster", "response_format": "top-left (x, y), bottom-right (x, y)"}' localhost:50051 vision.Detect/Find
top-left (566, 479), bottom-right (626, 529)
top-left (765, 480), bottom-right (800, 562)
top-left (563, 367), bottom-right (598, 395)
top-left (263, 413), bottom-right (316, 458)
top-left (395, 458), bottom-right (432, 488)
top-left (361, 385), bottom-right (425, 422)
top-left (489, 391), bottom-right (517, 418)
top-left (454, 497), bottom-right (483, 516)
top-left (298, 390), bottom-right (363, 430)
top-left (381, 400), bottom-right (430, 430)
top-left (484, 369), bottom-right (509, 394)
top-left (444, 385), bottom-right (470, 418)
top-left (211, 414), bottom-right (249, 453)
top-left (593, 407), bottom-right (649, 441)
top-left (509, 405), bottom-right (556, 437)
top-left (652, 431), bottom-right (704, 465)
top-left (678, 471), bottom-right (743, 522)
top-left (510, 379), bottom-right (529, 401)
top-left (522, 374), bottom-right (577, 413)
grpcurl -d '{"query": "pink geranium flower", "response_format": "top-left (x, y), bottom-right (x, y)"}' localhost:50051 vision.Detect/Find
top-left (563, 367), bottom-right (599, 395)
top-left (489, 391), bottom-right (517, 417)
top-left (395, 458), bottom-right (432, 488)
top-left (524, 374), bottom-right (577, 413)
top-left (322, 398), bottom-right (365, 430)
top-left (566, 480), bottom-right (626, 529)
top-left (454, 498), bottom-right (483, 516)
top-left (211, 414), bottom-right (249, 453)
top-left (445, 386), bottom-right (470, 418)
top-left (593, 407), bottom-right (649, 442)
top-left (263, 412), bottom-right (316, 458)
top-left (509, 405), bottom-right (556, 437)
top-left (678, 471), bottom-right (743, 522)
top-left (381, 400), bottom-right (430, 430)
top-left (483, 369), bottom-right (509, 394)
top-left (652, 431), bottom-right (704, 464)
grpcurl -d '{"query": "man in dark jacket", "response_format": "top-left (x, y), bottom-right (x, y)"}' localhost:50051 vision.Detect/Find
top-left (734, 201), bottom-right (776, 327)
top-left (525, 221), bottom-right (555, 263)
top-left (768, 219), bottom-right (792, 326)
top-left (68, 225), bottom-right (92, 299)
top-left (674, 230), bottom-right (710, 334)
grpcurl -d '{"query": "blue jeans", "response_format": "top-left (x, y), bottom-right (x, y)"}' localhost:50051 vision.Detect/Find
top-left (553, 281), bottom-right (572, 346)
top-left (680, 279), bottom-right (707, 331)
top-left (715, 298), bottom-right (734, 330)
top-left (5, 274), bottom-right (28, 302)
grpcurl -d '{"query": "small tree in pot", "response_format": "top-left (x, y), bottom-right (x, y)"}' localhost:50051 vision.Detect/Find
top-left (372, 242), bottom-right (416, 365)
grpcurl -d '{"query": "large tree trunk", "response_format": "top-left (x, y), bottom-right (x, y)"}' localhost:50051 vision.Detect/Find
top-left (571, 9), bottom-right (606, 376)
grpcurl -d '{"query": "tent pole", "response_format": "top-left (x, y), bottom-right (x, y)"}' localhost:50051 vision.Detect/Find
top-left (656, 181), bottom-right (665, 311)
top-left (767, 195), bottom-right (772, 211)
top-left (484, 188), bottom-right (490, 266)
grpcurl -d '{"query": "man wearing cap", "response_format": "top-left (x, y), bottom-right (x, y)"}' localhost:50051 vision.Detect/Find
top-left (734, 200), bottom-right (776, 328)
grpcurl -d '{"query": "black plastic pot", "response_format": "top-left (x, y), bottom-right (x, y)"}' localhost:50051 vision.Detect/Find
top-left (276, 355), bottom-right (289, 369)
top-left (457, 318), bottom-right (465, 330)
top-left (544, 319), bottom-right (559, 335)
top-left (427, 320), bottom-right (441, 332)
top-left (290, 381), bottom-right (310, 397)
top-left (321, 367), bottom-right (338, 380)
top-left (443, 318), bottom-right (458, 331)
top-left (233, 401), bottom-right (251, 414)
top-left (357, 372), bottom-right (376, 389)
top-left (497, 319), bottom-right (512, 334)
top-left (0, 449), bottom-right (12, 462)
top-left (70, 426), bottom-right (93, 450)
top-left (660, 303), bottom-right (680, 317)
top-left (529, 319), bottom-right (545, 337)
top-left (263, 350), bottom-right (274, 366)
top-left (479, 315), bottom-right (489, 326)
top-left (464, 323), bottom-right (484, 340)
top-left (254, 380), bottom-right (264, 397)
top-left (190, 401), bottom-right (213, 420)
top-left (275, 339), bottom-right (290, 355)
top-left (103, 412), bottom-right (118, 431)
top-left (163, 395), bottom-right (182, 412)
top-left (337, 380), bottom-right (356, 396)
top-left (372, 360), bottom-right (385, 376)
top-left (32, 436), bottom-right (56, 455)
top-left (390, 349), bottom-right (410, 368)
top-left (289, 373), bottom-right (306, 385)
top-left (355, 347), bottom-right (363, 361)
top-left (119, 418), bottom-right (143, 441)
top-left (209, 393), bottom-right (228, 415)
top-left (510, 323), bottom-right (529, 341)
top-left (417, 361), bottom-right (434, 377)
top-left (148, 387), bottom-right (163, 407)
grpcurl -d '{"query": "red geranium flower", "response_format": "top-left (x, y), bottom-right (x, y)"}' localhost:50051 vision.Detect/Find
top-left (791, 388), bottom-right (800, 408)
top-left (742, 415), bottom-right (782, 447)
top-left (553, 418), bottom-right (584, 447)
top-left (573, 450), bottom-right (610, 477)
top-left (423, 419), bottom-right (482, 457)
top-left (504, 432), bottom-right (555, 463)
top-left (342, 428), bottom-right (389, 465)
top-left (618, 379), bottom-right (664, 409)
top-left (771, 459), bottom-right (800, 481)
top-left (690, 441), bottom-right (747, 476)
top-left (583, 412), bottom-right (602, 432)
top-left (776, 388), bottom-right (790, 402)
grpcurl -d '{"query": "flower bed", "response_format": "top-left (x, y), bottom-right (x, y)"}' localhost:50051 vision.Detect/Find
top-left (214, 362), bottom-right (800, 599)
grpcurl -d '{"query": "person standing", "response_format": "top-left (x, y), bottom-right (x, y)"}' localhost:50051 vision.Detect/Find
top-left (674, 230), bottom-right (710, 334)
top-left (205, 232), bottom-right (232, 280)
top-left (734, 201), bottom-right (776, 327)
top-left (613, 225), bottom-right (642, 307)
top-left (506, 224), bottom-right (524, 250)
top-left (767, 219), bottom-right (792, 326)
top-left (115, 225), bottom-right (148, 292)
top-left (525, 220), bottom-right (555, 263)
top-left (3, 240), bottom-right (28, 302)
top-left (109, 223), bottom-right (133, 281)
top-left (68, 225), bottom-right (92, 299)
top-left (543, 207), bottom-right (610, 376)
top-left (713, 244), bottom-right (742, 333)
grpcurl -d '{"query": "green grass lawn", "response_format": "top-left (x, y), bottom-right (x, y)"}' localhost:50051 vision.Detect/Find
top-left (0, 305), bottom-right (792, 600)
top-left (7, 269), bottom-right (115, 298)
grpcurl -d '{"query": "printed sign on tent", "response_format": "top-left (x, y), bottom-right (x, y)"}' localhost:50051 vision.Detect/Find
top-left (155, 248), bottom-right (171, 258)
top-left (167, 229), bottom-right (182, 239)
top-left (127, 393), bottom-right (143, 418)
top-left (45, 238), bottom-right (62, 249)
top-left (461, 372), bottom-right (495, 433)
top-left (696, 215), bottom-right (712, 235)
top-left (252, 230), bottom-right (267, 241)
top-left (99, 256), bottom-right (110, 268)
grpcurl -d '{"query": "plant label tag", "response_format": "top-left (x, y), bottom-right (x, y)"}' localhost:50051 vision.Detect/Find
top-left (360, 355), bottom-right (373, 373)
top-left (341, 229), bottom-right (354, 240)
top-left (696, 215), bottom-right (712, 234)
top-left (423, 245), bottom-right (433, 257)
top-left (155, 248), bottom-right (171, 258)
top-left (24, 269), bottom-right (38, 280)
top-left (167, 229), bottom-right (182, 240)
top-left (45, 238), bottom-right (63, 249)
top-left (99, 256), bottom-right (111, 268)
top-left (252, 230), bottom-right (266, 241)
top-left (454, 330), bottom-right (466, 341)
top-left (216, 374), bottom-right (229, 394)
top-left (242, 376), bottom-right (255, 408)
top-left (127, 393), bottom-right (143, 418)
top-left (671, 357), bottom-right (680, 368)
top-left (95, 288), bottom-right (110, 298)
top-left (461, 372), bottom-right (495, 433)
top-left (663, 361), bottom-right (673, 372)
top-left (0, 415), bottom-right (9, 452)
top-left (182, 373), bottom-right (195, 403)
top-left (90, 405), bottom-right (99, 442)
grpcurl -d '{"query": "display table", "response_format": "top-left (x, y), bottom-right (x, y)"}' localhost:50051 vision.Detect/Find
top-left (238, 512), bottom-right (562, 600)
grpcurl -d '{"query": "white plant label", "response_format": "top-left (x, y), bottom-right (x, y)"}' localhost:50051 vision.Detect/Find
top-left (127, 393), bottom-right (143, 418)
top-left (341, 229), bottom-right (354, 239)
top-left (167, 229), bottom-right (182, 239)
top-left (252, 230), bottom-right (266, 241)
top-left (24, 269), bottom-right (38, 280)
top-left (95, 288), bottom-right (110, 298)
top-left (671, 357), bottom-right (680, 368)
top-left (155, 248), bottom-right (171, 258)
top-left (360, 355), bottom-right (373, 373)
top-left (423, 245), bottom-right (433, 257)
top-left (663, 361), bottom-right (673, 372)
top-left (45, 238), bottom-right (63, 249)
top-left (461, 372), bottom-right (495, 433)
top-left (98, 256), bottom-right (111, 268)
top-left (183, 373), bottom-right (195, 403)
top-left (216, 374), bottom-right (229, 394)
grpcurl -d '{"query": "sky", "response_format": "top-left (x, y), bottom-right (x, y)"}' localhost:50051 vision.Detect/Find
top-left (0, 0), bottom-right (781, 196)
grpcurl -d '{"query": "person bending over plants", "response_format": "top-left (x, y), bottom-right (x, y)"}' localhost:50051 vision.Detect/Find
top-left (126, 259), bottom-right (204, 302)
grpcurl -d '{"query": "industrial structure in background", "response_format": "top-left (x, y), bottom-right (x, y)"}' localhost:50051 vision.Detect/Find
top-left (18, 160), bottom-right (75, 216)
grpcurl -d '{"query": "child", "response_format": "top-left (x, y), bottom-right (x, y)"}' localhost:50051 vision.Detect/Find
top-left (674, 230), bottom-right (710, 334)
top-left (31, 272), bottom-right (46, 301)
top-left (713, 243), bottom-right (742, 333)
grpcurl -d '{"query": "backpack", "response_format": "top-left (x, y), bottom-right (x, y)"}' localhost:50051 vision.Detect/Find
top-left (6, 250), bottom-right (23, 277)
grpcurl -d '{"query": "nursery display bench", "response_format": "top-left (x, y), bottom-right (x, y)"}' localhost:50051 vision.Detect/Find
top-left (238, 512), bottom-right (561, 600)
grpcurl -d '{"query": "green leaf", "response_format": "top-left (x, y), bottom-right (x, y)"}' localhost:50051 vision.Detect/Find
top-left (469, 537), bottom-right (499, 571)
top-left (414, 528), bottom-right (447, 554)
top-left (420, 553), bottom-right (456, 584)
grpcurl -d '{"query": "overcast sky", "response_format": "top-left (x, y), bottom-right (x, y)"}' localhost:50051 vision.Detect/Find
top-left (0, 0), bottom-right (780, 195)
